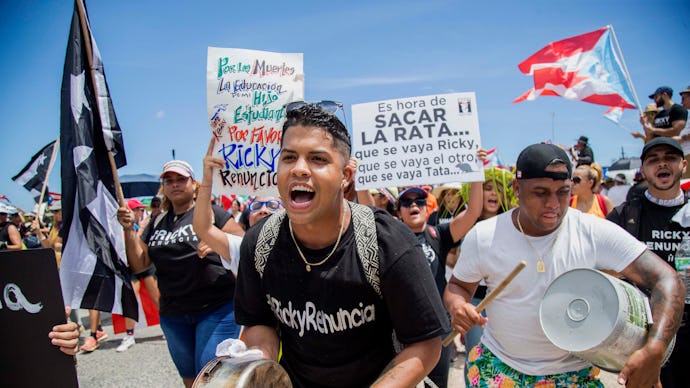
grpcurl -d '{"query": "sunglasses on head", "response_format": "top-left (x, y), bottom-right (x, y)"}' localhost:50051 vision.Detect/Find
top-left (248, 199), bottom-right (282, 213)
top-left (285, 100), bottom-right (349, 130)
top-left (285, 100), bottom-right (343, 114)
top-left (399, 197), bottom-right (427, 208)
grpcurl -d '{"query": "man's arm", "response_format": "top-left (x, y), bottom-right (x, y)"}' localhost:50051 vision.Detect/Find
top-left (646, 120), bottom-right (686, 137)
top-left (617, 250), bottom-right (685, 388)
top-left (5, 224), bottom-right (23, 250)
top-left (242, 325), bottom-right (280, 361)
top-left (443, 276), bottom-right (486, 334)
top-left (370, 336), bottom-right (441, 387)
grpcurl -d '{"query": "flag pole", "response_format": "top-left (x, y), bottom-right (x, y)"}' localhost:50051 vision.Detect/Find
top-left (36, 137), bottom-right (60, 218)
top-left (608, 24), bottom-right (643, 115)
top-left (75, 0), bottom-right (127, 207)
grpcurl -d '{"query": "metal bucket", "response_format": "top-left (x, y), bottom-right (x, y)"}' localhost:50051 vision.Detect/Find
top-left (193, 356), bottom-right (292, 388)
top-left (539, 268), bottom-right (672, 372)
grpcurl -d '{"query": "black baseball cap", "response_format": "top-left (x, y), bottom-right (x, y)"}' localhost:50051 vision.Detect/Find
top-left (640, 137), bottom-right (684, 161)
top-left (648, 86), bottom-right (673, 99)
top-left (516, 143), bottom-right (572, 180)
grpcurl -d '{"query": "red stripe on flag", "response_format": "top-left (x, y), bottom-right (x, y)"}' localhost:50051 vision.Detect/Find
top-left (139, 283), bottom-right (160, 326)
top-left (581, 94), bottom-right (636, 109)
top-left (518, 27), bottom-right (608, 74)
top-left (112, 312), bottom-right (126, 334)
top-left (513, 89), bottom-right (534, 103)
top-left (532, 67), bottom-right (589, 90)
top-left (111, 282), bottom-right (159, 334)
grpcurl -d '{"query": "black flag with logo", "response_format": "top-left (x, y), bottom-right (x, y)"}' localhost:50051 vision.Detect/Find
top-left (11, 140), bottom-right (57, 203)
top-left (59, 0), bottom-right (137, 320)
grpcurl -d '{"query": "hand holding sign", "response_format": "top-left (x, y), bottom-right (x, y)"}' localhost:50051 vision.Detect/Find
top-left (49, 307), bottom-right (79, 356)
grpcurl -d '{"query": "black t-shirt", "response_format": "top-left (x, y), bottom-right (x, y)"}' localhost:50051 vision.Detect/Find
top-left (0, 222), bottom-right (12, 249)
top-left (576, 145), bottom-right (594, 166)
top-left (427, 208), bottom-right (460, 226)
top-left (607, 198), bottom-right (687, 267)
top-left (415, 222), bottom-right (456, 295)
top-left (235, 206), bottom-right (450, 388)
top-left (653, 103), bottom-right (688, 129)
top-left (141, 204), bottom-right (233, 315)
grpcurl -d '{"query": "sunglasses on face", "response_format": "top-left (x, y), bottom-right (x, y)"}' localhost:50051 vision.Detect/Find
top-left (571, 177), bottom-right (583, 184)
top-left (248, 199), bottom-right (282, 213)
top-left (399, 197), bottom-right (427, 208)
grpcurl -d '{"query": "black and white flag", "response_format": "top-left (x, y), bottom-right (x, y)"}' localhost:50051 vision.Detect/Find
top-left (11, 140), bottom-right (57, 203)
top-left (59, 0), bottom-right (137, 319)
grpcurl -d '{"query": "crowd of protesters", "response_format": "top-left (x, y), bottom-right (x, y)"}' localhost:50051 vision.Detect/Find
top-left (9, 84), bottom-right (689, 387)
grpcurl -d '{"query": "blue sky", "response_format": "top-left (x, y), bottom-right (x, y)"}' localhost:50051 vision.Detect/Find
top-left (1, 0), bottom-right (688, 210)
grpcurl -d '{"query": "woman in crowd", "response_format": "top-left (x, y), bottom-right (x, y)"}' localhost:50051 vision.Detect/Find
top-left (117, 159), bottom-right (244, 388)
top-left (569, 164), bottom-right (614, 218)
top-left (428, 183), bottom-right (464, 226)
top-left (369, 187), bottom-right (398, 218)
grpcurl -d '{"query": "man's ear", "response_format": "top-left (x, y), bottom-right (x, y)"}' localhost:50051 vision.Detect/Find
top-left (342, 157), bottom-right (355, 189)
top-left (513, 179), bottom-right (520, 198)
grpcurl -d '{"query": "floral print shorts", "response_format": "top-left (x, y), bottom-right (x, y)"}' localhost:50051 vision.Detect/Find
top-left (465, 343), bottom-right (603, 388)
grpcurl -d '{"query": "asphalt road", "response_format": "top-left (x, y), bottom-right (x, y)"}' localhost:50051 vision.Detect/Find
top-left (74, 312), bottom-right (618, 387)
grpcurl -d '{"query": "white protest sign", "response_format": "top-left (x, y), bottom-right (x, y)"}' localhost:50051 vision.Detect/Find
top-left (206, 47), bottom-right (304, 196)
top-left (352, 92), bottom-right (483, 189)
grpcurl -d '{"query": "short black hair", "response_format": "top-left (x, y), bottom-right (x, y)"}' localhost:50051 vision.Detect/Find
top-left (281, 104), bottom-right (351, 159)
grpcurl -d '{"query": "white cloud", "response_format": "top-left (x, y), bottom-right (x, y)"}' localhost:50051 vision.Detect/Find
top-left (155, 110), bottom-right (165, 119)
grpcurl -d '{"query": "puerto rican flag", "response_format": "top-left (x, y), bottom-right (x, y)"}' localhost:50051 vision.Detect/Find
top-left (514, 26), bottom-right (636, 111)
top-left (483, 148), bottom-right (504, 168)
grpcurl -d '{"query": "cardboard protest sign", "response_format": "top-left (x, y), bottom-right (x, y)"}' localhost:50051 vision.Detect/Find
top-left (206, 47), bottom-right (304, 196)
top-left (352, 93), bottom-right (484, 189)
top-left (0, 249), bottom-right (78, 388)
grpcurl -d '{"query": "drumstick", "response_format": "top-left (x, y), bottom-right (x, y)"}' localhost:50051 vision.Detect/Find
top-left (442, 260), bottom-right (526, 347)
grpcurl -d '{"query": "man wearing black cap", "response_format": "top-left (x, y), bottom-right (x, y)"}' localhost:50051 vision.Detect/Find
top-left (568, 135), bottom-right (594, 166)
top-left (445, 142), bottom-right (684, 387)
top-left (640, 86), bottom-right (688, 139)
top-left (607, 137), bottom-right (689, 387)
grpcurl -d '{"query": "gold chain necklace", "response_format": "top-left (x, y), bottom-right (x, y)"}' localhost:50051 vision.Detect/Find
top-left (516, 209), bottom-right (562, 273)
top-left (289, 202), bottom-right (347, 272)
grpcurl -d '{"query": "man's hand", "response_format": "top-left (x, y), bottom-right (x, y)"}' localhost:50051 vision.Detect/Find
top-left (49, 307), bottom-right (80, 356)
top-left (448, 301), bottom-right (487, 335)
top-left (630, 131), bottom-right (646, 140)
top-left (617, 341), bottom-right (666, 388)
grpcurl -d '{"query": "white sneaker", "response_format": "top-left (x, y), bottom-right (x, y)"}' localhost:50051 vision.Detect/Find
top-left (116, 335), bottom-right (136, 352)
